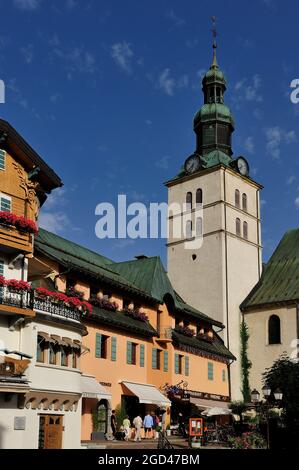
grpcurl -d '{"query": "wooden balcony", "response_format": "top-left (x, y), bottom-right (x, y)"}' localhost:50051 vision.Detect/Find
top-left (0, 223), bottom-right (33, 254)
top-left (156, 326), bottom-right (173, 343)
top-left (0, 287), bottom-right (35, 317)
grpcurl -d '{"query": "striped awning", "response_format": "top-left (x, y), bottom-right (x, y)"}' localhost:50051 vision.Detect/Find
top-left (122, 381), bottom-right (171, 407)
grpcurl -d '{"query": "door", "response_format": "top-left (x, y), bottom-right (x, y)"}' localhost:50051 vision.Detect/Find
top-left (39, 415), bottom-right (63, 449)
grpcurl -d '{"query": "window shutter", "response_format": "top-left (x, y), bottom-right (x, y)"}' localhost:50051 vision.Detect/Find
top-left (127, 341), bottom-right (132, 364)
top-left (0, 150), bottom-right (5, 171)
top-left (0, 260), bottom-right (4, 276)
top-left (175, 353), bottom-right (179, 374)
top-left (140, 344), bottom-right (145, 367)
top-left (222, 369), bottom-right (226, 382)
top-left (111, 337), bottom-right (117, 361)
top-left (185, 356), bottom-right (189, 376)
top-left (95, 333), bottom-right (102, 358)
top-left (163, 351), bottom-right (168, 372)
top-left (152, 348), bottom-right (157, 369)
top-left (208, 362), bottom-right (214, 380)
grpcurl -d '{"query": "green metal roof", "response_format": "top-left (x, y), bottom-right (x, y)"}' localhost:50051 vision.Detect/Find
top-left (194, 103), bottom-right (234, 126)
top-left (111, 256), bottom-right (223, 327)
top-left (241, 228), bottom-right (299, 310)
top-left (90, 306), bottom-right (157, 338)
top-left (35, 229), bottom-right (158, 302)
top-left (172, 330), bottom-right (235, 361)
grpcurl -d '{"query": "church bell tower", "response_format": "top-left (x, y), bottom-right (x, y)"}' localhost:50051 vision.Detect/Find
top-left (166, 35), bottom-right (263, 399)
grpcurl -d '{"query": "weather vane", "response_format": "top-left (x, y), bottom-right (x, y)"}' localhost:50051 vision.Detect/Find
top-left (211, 16), bottom-right (217, 47)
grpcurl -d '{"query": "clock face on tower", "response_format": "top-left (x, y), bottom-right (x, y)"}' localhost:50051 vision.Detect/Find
top-left (236, 157), bottom-right (249, 177)
top-left (184, 153), bottom-right (201, 174)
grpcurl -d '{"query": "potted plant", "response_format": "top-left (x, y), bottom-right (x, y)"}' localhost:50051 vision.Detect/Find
top-left (166, 425), bottom-right (171, 437)
top-left (191, 436), bottom-right (202, 448)
top-left (155, 425), bottom-right (162, 439)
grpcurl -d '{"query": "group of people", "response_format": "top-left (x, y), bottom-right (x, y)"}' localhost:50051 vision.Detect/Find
top-left (110, 410), bottom-right (162, 442)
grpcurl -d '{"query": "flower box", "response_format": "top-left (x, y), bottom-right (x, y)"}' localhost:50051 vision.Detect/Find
top-left (0, 211), bottom-right (38, 235)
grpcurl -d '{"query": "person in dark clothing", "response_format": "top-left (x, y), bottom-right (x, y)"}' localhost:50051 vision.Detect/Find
top-left (178, 412), bottom-right (187, 437)
top-left (111, 410), bottom-right (117, 437)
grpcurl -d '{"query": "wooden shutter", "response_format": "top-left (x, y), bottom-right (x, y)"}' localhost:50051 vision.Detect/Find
top-left (140, 344), bottom-right (145, 367)
top-left (185, 356), bottom-right (189, 376)
top-left (127, 341), bottom-right (132, 364)
top-left (111, 337), bottom-right (117, 361)
top-left (163, 351), bottom-right (168, 372)
top-left (208, 362), bottom-right (214, 380)
top-left (152, 348), bottom-right (157, 369)
top-left (95, 333), bottom-right (102, 358)
top-left (175, 353), bottom-right (179, 374)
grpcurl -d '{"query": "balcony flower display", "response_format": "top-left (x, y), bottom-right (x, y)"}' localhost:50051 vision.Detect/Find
top-left (89, 296), bottom-right (119, 311)
top-left (65, 286), bottom-right (84, 300)
top-left (35, 287), bottom-right (92, 315)
top-left (1, 277), bottom-right (32, 292)
top-left (0, 211), bottom-right (38, 235)
top-left (124, 307), bottom-right (149, 323)
top-left (175, 325), bottom-right (196, 337)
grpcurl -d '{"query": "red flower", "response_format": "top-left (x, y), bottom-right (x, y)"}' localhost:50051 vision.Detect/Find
top-left (0, 275), bottom-right (6, 286)
top-left (0, 211), bottom-right (38, 234)
top-left (6, 278), bottom-right (31, 291)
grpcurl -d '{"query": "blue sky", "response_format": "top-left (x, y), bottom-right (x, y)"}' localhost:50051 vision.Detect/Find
top-left (0, 0), bottom-right (298, 265)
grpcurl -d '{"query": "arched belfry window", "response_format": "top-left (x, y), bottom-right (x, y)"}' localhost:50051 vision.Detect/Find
top-left (196, 188), bottom-right (203, 206)
top-left (236, 218), bottom-right (241, 236)
top-left (235, 190), bottom-right (240, 208)
top-left (243, 221), bottom-right (248, 240)
top-left (268, 315), bottom-right (281, 344)
top-left (186, 192), bottom-right (192, 211)
top-left (186, 220), bottom-right (192, 239)
top-left (196, 217), bottom-right (203, 237)
top-left (242, 193), bottom-right (247, 212)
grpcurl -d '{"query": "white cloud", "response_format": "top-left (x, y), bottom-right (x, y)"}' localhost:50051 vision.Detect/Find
top-left (295, 197), bottom-right (299, 209)
top-left (244, 136), bottom-right (254, 154)
top-left (39, 212), bottom-right (69, 234)
top-left (157, 68), bottom-right (189, 96)
top-left (42, 187), bottom-right (67, 210)
top-left (14, 0), bottom-right (42, 10)
top-left (66, 0), bottom-right (77, 9)
top-left (265, 126), bottom-right (297, 159)
top-left (21, 44), bottom-right (34, 64)
top-left (234, 74), bottom-right (263, 104)
top-left (145, 119), bottom-right (152, 126)
top-left (53, 46), bottom-right (96, 74)
top-left (286, 175), bottom-right (296, 185)
top-left (111, 42), bottom-right (133, 74)
top-left (156, 155), bottom-right (171, 170)
top-left (166, 10), bottom-right (185, 28)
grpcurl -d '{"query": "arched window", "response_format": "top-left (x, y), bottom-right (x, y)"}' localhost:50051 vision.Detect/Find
top-left (236, 218), bottom-right (241, 236)
top-left (186, 220), bottom-right (192, 239)
top-left (268, 315), bottom-right (281, 344)
top-left (186, 192), bottom-right (192, 211)
top-left (243, 221), bottom-right (248, 239)
top-left (242, 193), bottom-right (247, 211)
top-left (36, 335), bottom-right (45, 363)
top-left (196, 217), bottom-right (203, 237)
top-left (235, 189), bottom-right (240, 208)
top-left (196, 188), bottom-right (203, 206)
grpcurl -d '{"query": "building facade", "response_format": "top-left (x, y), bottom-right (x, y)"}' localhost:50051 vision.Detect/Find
top-left (166, 44), bottom-right (262, 399)
top-left (241, 228), bottom-right (299, 393)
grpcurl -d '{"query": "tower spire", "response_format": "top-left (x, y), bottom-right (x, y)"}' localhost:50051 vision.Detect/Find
top-left (211, 16), bottom-right (218, 69)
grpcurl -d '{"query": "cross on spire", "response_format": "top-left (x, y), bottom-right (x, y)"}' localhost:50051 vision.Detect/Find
top-left (210, 16), bottom-right (218, 69)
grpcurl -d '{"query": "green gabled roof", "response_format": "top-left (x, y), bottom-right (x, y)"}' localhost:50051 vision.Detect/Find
top-left (90, 306), bottom-right (157, 338)
top-left (241, 228), bottom-right (299, 310)
top-left (172, 330), bottom-right (235, 362)
top-left (110, 256), bottom-right (223, 328)
top-left (35, 229), bottom-right (158, 302)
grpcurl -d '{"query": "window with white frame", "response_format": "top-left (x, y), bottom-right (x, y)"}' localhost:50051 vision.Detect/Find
top-left (0, 150), bottom-right (5, 171)
top-left (0, 194), bottom-right (11, 212)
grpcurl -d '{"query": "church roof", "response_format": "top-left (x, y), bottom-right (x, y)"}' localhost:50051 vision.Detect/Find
top-left (241, 228), bottom-right (299, 310)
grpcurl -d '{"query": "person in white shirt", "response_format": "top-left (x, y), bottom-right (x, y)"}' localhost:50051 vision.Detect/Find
top-left (133, 414), bottom-right (143, 442)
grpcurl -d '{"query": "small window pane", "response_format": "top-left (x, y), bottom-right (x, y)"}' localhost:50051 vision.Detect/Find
top-left (235, 190), bottom-right (240, 208)
top-left (196, 188), bottom-right (202, 205)
top-left (0, 150), bottom-right (5, 171)
top-left (186, 220), bottom-right (192, 239)
top-left (236, 218), bottom-right (241, 236)
top-left (0, 260), bottom-right (4, 276)
top-left (61, 346), bottom-right (68, 366)
top-left (186, 192), bottom-right (192, 211)
top-left (0, 197), bottom-right (11, 212)
top-left (268, 315), bottom-right (281, 344)
top-left (196, 217), bottom-right (202, 237)
top-left (243, 221), bottom-right (248, 239)
top-left (242, 193), bottom-right (247, 211)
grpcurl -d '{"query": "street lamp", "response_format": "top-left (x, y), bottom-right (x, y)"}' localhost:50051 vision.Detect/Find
top-left (262, 385), bottom-right (271, 398)
top-left (251, 389), bottom-right (260, 404)
top-left (274, 388), bottom-right (283, 401)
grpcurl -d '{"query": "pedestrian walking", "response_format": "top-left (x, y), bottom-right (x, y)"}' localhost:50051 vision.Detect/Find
top-left (178, 412), bottom-right (187, 438)
top-left (122, 415), bottom-right (131, 441)
top-left (110, 409), bottom-right (117, 438)
top-left (133, 414), bottom-right (143, 442)
top-left (143, 412), bottom-right (154, 439)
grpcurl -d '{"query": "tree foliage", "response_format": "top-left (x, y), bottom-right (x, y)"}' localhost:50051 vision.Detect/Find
top-left (240, 320), bottom-right (252, 402)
